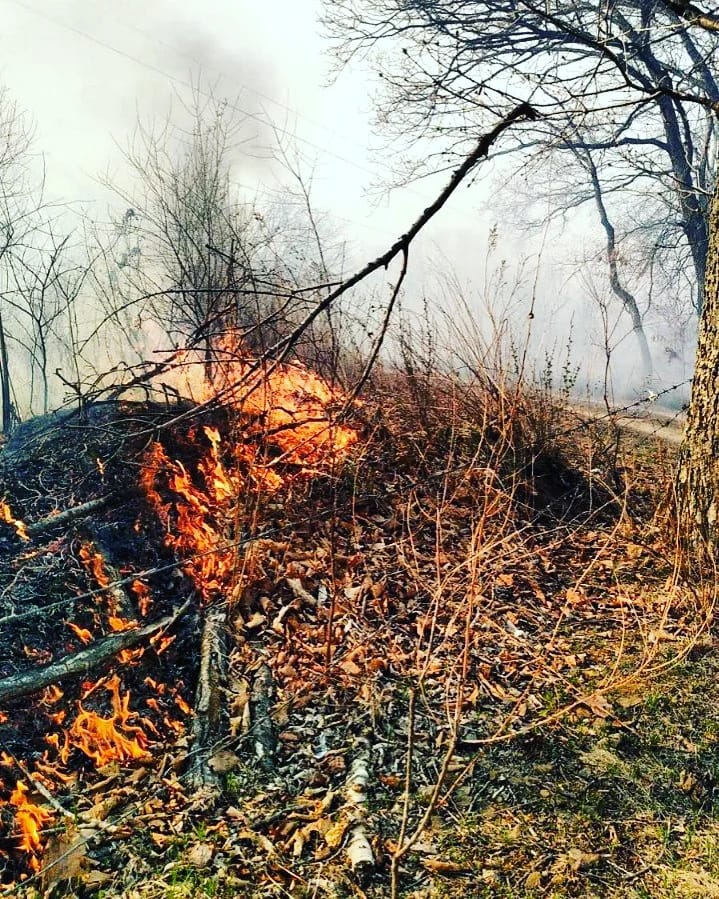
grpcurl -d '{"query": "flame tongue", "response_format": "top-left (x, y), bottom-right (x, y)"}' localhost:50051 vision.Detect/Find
top-left (0, 500), bottom-right (29, 542)
top-left (53, 675), bottom-right (152, 767)
top-left (141, 349), bottom-right (359, 602)
top-left (7, 780), bottom-right (52, 871)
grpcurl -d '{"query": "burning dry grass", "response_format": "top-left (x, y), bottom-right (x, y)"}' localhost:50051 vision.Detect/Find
top-left (0, 347), bottom-right (712, 897)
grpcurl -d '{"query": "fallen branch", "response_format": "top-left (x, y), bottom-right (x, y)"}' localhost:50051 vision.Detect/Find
top-left (155, 103), bottom-right (538, 435)
top-left (250, 662), bottom-right (275, 771)
top-left (188, 604), bottom-right (227, 791)
top-left (25, 495), bottom-right (119, 539)
top-left (0, 600), bottom-right (191, 704)
top-left (345, 736), bottom-right (374, 883)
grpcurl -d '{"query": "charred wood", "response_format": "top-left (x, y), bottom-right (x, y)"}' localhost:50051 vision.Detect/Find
top-left (250, 662), bottom-right (275, 772)
top-left (25, 495), bottom-right (119, 539)
top-left (0, 601), bottom-right (190, 704)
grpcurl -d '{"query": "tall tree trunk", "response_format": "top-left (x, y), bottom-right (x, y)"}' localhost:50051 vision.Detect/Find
top-left (584, 150), bottom-right (653, 381)
top-left (0, 306), bottom-right (13, 434)
top-left (677, 180), bottom-right (719, 549)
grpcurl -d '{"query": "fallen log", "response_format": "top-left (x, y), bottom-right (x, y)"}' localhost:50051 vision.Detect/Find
top-left (187, 604), bottom-right (228, 791)
top-left (250, 662), bottom-right (275, 771)
top-left (344, 736), bottom-right (375, 882)
top-left (0, 600), bottom-right (190, 705)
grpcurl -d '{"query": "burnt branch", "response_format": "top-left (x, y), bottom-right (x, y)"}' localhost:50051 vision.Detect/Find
top-left (0, 600), bottom-right (190, 704)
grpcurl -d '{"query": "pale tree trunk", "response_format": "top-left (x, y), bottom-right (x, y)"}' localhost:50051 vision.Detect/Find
top-left (677, 180), bottom-right (719, 549)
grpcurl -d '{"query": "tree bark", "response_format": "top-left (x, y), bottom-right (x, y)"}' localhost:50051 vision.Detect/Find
top-left (0, 305), bottom-right (13, 434)
top-left (677, 179), bottom-right (719, 550)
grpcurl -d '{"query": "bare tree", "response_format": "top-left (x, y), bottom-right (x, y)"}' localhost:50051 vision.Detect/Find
top-left (0, 89), bottom-right (38, 431)
top-left (326, 0), bottom-right (719, 546)
top-left (4, 225), bottom-right (92, 415)
top-left (325, 0), bottom-right (718, 316)
top-left (97, 90), bottom-right (287, 380)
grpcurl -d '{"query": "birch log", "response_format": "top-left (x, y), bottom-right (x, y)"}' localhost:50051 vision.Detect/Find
top-left (345, 736), bottom-right (374, 881)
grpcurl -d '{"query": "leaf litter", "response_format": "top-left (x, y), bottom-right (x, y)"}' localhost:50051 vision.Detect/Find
top-left (0, 382), bottom-right (716, 897)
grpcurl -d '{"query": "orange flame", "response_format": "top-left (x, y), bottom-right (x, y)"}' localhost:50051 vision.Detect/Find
top-left (140, 430), bottom-right (237, 602)
top-left (141, 348), bottom-right (359, 604)
top-left (154, 341), bottom-right (358, 468)
top-left (51, 675), bottom-right (151, 766)
top-left (131, 580), bottom-right (153, 617)
top-left (9, 781), bottom-right (52, 868)
top-left (67, 622), bottom-right (93, 644)
top-left (0, 500), bottom-right (29, 541)
top-left (79, 542), bottom-right (111, 591)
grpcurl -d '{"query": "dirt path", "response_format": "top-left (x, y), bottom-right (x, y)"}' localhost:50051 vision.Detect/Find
top-left (571, 403), bottom-right (686, 445)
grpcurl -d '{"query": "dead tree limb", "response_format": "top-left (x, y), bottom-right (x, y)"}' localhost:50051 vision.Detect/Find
top-left (0, 600), bottom-right (190, 704)
top-left (25, 495), bottom-right (118, 539)
top-left (345, 737), bottom-right (374, 882)
top-left (156, 103), bottom-right (538, 434)
top-left (250, 662), bottom-right (275, 771)
top-left (187, 603), bottom-right (228, 791)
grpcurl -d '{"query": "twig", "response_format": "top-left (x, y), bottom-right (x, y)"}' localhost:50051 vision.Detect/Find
top-left (390, 687), bottom-right (416, 899)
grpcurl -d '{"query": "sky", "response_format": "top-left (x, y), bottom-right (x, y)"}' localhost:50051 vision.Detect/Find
top-left (0, 0), bottom-right (500, 262)
top-left (0, 0), bottom-right (680, 394)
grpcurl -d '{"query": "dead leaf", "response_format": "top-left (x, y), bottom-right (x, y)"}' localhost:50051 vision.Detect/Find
top-left (422, 857), bottom-right (471, 874)
top-left (187, 842), bottom-right (213, 868)
top-left (566, 847), bottom-right (600, 871)
top-left (525, 870), bottom-right (542, 888)
top-left (82, 870), bottom-right (113, 890)
top-left (42, 822), bottom-right (87, 889)
top-left (209, 750), bottom-right (241, 774)
top-left (325, 819), bottom-right (349, 849)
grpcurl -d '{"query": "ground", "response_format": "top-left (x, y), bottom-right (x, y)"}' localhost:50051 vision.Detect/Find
top-left (0, 374), bottom-right (716, 898)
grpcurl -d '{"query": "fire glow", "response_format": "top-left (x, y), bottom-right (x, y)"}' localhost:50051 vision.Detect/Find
top-left (47, 675), bottom-right (151, 767)
top-left (0, 348), bottom-right (358, 879)
top-left (141, 352), bottom-right (359, 601)
top-left (9, 781), bottom-right (52, 869)
top-left (0, 500), bottom-right (29, 542)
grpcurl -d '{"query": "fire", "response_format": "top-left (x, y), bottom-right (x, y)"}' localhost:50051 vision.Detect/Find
top-left (154, 340), bottom-right (358, 468)
top-left (0, 500), bottom-right (29, 541)
top-left (8, 781), bottom-right (52, 869)
top-left (236, 362), bottom-right (358, 464)
top-left (142, 343), bottom-right (359, 602)
top-left (140, 431), bottom-right (237, 602)
top-left (79, 542), bottom-right (111, 591)
top-left (50, 675), bottom-right (151, 766)
top-left (131, 579), bottom-right (153, 617)
top-left (67, 622), bottom-right (93, 644)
